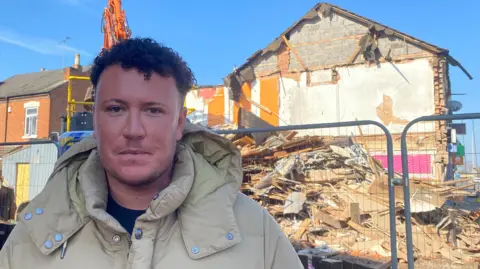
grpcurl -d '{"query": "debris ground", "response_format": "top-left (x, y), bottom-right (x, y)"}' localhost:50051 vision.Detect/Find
top-left (218, 125), bottom-right (480, 267)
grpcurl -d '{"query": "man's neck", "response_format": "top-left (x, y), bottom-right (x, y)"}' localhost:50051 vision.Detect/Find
top-left (107, 174), bottom-right (171, 210)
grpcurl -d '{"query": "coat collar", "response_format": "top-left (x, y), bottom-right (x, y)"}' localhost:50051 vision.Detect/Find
top-left (19, 124), bottom-right (244, 259)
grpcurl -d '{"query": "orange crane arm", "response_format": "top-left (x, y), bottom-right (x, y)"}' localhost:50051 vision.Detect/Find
top-left (101, 0), bottom-right (131, 50)
top-left (84, 0), bottom-right (131, 106)
top-left (97, 1), bottom-right (194, 116)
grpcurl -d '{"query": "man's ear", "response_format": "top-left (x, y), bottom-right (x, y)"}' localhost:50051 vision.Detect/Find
top-left (92, 105), bottom-right (96, 138)
top-left (176, 106), bottom-right (187, 141)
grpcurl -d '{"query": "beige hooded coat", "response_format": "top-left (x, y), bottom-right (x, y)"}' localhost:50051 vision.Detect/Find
top-left (0, 124), bottom-right (303, 269)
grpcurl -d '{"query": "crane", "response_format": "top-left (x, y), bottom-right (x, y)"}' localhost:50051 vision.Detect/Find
top-left (101, 0), bottom-right (131, 51)
top-left (60, 0), bottom-right (193, 155)
top-left (100, 1), bottom-right (194, 115)
top-left (83, 0), bottom-right (193, 113)
top-left (82, 0), bottom-right (131, 109)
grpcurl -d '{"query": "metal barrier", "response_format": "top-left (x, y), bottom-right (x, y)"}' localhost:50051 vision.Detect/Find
top-left (0, 140), bottom-right (60, 227)
top-left (400, 113), bottom-right (480, 269)
top-left (215, 121), bottom-right (399, 269)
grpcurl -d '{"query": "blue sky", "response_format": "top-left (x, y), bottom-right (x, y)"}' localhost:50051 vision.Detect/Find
top-left (0, 0), bottom-right (479, 161)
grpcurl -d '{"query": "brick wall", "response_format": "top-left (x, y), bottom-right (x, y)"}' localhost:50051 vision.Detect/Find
top-left (0, 96), bottom-right (51, 142)
top-left (250, 10), bottom-right (432, 76)
top-left (0, 67), bottom-right (92, 142)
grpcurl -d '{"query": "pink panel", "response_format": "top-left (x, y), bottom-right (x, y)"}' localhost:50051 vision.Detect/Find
top-left (373, 154), bottom-right (431, 174)
top-left (198, 88), bottom-right (216, 99)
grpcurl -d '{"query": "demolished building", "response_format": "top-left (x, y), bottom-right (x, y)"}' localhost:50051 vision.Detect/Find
top-left (185, 2), bottom-right (471, 181)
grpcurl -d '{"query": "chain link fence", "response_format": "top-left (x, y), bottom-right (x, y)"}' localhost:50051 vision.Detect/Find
top-left (215, 121), bottom-right (399, 269)
top-left (400, 113), bottom-right (480, 269)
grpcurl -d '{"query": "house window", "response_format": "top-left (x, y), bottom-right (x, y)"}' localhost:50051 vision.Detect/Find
top-left (24, 107), bottom-right (38, 137)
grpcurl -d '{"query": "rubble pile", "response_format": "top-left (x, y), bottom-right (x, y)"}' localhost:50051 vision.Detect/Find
top-left (224, 130), bottom-right (480, 265)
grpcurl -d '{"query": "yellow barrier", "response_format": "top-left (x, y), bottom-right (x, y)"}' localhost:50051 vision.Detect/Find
top-left (66, 76), bottom-right (93, 132)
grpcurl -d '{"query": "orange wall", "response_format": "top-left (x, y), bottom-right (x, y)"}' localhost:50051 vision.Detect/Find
top-left (0, 96), bottom-right (51, 142)
top-left (188, 80), bottom-right (281, 127)
top-left (207, 87), bottom-right (225, 126)
top-left (233, 82), bottom-right (253, 125)
top-left (259, 77), bottom-right (279, 126)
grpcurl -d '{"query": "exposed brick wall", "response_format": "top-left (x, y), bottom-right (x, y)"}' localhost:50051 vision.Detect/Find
top-left (277, 45), bottom-right (290, 74)
top-left (432, 56), bottom-right (449, 160)
top-left (251, 52), bottom-right (278, 75)
top-left (276, 44), bottom-right (301, 81)
top-left (0, 96), bottom-right (51, 142)
top-left (250, 10), bottom-right (431, 76)
top-left (0, 103), bottom-right (5, 142)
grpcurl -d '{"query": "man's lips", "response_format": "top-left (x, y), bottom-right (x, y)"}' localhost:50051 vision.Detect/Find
top-left (118, 149), bottom-right (151, 155)
top-left (116, 149), bottom-right (152, 164)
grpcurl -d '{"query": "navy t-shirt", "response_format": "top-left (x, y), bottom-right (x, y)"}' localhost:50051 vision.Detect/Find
top-left (106, 194), bottom-right (145, 234)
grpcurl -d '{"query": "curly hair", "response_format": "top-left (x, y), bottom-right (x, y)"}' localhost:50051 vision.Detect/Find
top-left (90, 37), bottom-right (196, 101)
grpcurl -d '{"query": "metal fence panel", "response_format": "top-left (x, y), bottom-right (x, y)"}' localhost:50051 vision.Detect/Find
top-left (215, 121), bottom-right (398, 269)
top-left (400, 113), bottom-right (480, 269)
top-left (0, 140), bottom-right (59, 224)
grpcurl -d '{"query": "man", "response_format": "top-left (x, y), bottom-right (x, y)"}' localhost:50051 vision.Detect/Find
top-left (0, 38), bottom-right (303, 269)
top-left (0, 177), bottom-right (15, 223)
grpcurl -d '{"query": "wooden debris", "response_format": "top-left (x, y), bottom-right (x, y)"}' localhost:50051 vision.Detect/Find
top-left (219, 129), bottom-right (480, 265)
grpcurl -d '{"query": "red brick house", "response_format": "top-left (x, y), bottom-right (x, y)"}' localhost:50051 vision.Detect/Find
top-left (0, 54), bottom-right (91, 142)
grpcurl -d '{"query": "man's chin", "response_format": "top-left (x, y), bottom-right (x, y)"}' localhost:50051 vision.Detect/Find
top-left (111, 168), bottom-right (159, 188)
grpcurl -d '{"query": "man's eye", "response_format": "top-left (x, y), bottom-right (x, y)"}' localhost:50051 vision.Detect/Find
top-left (147, 108), bottom-right (163, 114)
top-left (106, 106), bottom-right (123, 113)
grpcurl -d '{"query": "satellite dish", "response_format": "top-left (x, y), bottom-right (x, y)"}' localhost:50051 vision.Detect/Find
top-left (447, 100), bottom-right (463, 112)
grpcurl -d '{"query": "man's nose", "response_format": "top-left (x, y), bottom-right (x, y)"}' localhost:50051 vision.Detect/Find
top-left (122, 111), bottom-right (146, 140)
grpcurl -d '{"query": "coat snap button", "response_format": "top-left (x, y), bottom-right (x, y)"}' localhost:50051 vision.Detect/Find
top-left (112, 234), bottom-right (121, 243)
top-left (24, 212), bottom-right (32, 220)
top-left (226, 232), bottom-right (234, 240)
top-left (44, 240), bottom-right (53, 249)
top-left (134, 229), bottom-right (143, 240)
top-left (191, 247), bottom-right (200, 254)
top-left (54, 233), bottom-right (63, 242)
top-left (153, 193), bottom-right (159, 200)
top-left (35, 208), bottom-right (44, 215)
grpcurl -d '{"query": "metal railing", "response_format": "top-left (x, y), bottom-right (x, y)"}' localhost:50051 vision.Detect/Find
top-left (400, 113), bottom-right (480, 269)
top-left (4, 115), bottom-right (478, 268)
top-left (0, 140), bottom-right (59, 226)
top-left (215, 120), bottom-right (399, 269)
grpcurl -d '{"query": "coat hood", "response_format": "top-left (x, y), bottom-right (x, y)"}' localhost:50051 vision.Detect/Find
top-left (18, 123), bottom-right (243, 259)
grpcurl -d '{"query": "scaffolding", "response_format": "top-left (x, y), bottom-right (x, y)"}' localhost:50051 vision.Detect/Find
top-left (66, 75), bottom-right (93, 132)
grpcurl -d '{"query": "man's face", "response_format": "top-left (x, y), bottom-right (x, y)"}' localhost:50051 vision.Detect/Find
top-left (93, 65), bottom-right (186, 187)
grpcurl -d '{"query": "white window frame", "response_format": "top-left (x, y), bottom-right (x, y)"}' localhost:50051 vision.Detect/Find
top-left (23, 101), bottom-right (39, 139)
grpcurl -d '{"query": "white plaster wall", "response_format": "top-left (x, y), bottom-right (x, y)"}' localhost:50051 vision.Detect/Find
top-left (223, 87), bottom-right (234, 124)
top-left (250, 80), bottom-right (261, 117)
top-left (185, 91), bottom-right (206, 113)
top-left (278, 58), bottom-right (435, 136)
top-left (185, 91), bottom-right (208, 125)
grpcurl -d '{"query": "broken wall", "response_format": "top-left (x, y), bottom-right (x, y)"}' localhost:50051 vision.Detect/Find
top-left (217, 7), bottom-right (451, 180)
top-left (228, 10), bottom-right (442, 136)
top-left (185, 86), bottom-right (228, 126)
top-left (278, 59), bottom-right (435, 135)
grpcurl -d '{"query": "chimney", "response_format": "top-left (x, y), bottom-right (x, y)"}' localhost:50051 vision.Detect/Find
top-left (40, 68), bottom-right (45, 72)
top-left (73, 53), bottom-right (81, 69)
